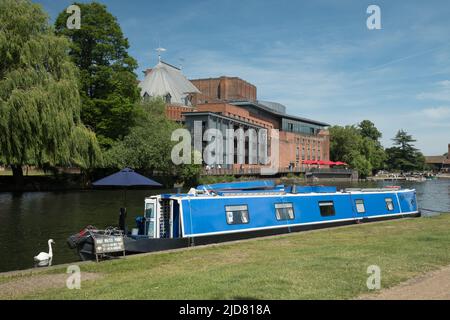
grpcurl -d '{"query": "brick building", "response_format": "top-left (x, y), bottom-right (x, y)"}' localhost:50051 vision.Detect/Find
top-left (425, 144), bottom-right (450, 172)
top-left (139, 60), bottom-right (330, 172)
top-left (191, 77), bottom-right (257, 104)
top-left (187, 77), bottom-right (330, 170)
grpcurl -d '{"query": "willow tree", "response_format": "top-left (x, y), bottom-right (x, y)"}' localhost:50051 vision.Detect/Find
top-left (0, 0), bottom-right (102, 184)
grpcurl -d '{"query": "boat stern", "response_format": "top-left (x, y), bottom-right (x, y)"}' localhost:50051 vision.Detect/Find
top-left (398, 189), bottom-right (420, 217)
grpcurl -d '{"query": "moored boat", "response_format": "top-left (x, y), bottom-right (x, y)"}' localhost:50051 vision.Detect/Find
top-left (68, 180), bottom-right (420, 261)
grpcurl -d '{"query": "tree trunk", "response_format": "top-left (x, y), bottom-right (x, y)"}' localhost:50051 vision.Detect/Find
top-left (11, 165), bottom-right (24, 187)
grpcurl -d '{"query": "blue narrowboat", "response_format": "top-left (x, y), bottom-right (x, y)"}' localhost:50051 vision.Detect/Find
top-left (69, 181), bottom-right (420, 260)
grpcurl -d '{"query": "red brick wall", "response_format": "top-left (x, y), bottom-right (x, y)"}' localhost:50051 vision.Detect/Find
top-left (278, 130), bottom-right (330, 169)
top-left (191, 77), bottom-right (257, 104)
top-left (166, 105), bottom-right (194, 122)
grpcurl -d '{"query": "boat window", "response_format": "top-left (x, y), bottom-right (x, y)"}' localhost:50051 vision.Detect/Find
top-left (145, 202), bottom-right (156, 237)
top-left (225, 205), bottom-right (249, 225)
top-left (145, 203), bottom-right (155, 218)
top-left (319, 201), bottom-right (335, 216)
top-left (385, 198), bottom-right (394, 211)
top-left (355, 199), bottom-right (365, 213)
top-left (275, 203), bottom-right (295, 220)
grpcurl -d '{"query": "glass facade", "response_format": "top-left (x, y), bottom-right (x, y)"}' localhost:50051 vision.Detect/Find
top-left (282, 118), bottom-right (323, 135)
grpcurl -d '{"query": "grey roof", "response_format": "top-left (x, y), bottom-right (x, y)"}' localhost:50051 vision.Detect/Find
top-left (139, 61), bottom-right (200, 104)
top-left (425, 155), bottom-right (450, 164)
top-left (230, 100), bottom-right (330, 127)
top-left (257, 100), bottom-right (286, 114)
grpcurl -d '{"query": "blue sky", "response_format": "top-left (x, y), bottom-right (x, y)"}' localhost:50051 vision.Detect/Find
top-left (36, 0), bottom-right (450, 155)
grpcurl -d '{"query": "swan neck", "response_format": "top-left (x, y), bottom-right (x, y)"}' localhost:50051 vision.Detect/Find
top-left (48, 241), bottom-right (53, 257)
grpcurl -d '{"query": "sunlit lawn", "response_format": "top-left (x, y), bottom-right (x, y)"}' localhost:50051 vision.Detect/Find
top-left (0, 169), bottom-right (49, 176)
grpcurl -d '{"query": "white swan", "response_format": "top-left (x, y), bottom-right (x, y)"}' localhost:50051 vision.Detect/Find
top-left (34, 239), bottom-right (55, 262)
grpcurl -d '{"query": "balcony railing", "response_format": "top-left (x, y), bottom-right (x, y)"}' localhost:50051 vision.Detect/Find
top-left (201, 167), bottom-right (352, 176)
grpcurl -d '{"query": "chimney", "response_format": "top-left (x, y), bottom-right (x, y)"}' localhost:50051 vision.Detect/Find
top-left (143, 68), bottom-right (152, 76)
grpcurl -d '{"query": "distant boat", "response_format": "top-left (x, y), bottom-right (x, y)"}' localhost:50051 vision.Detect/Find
top-left (68, 181), bottom-right (420, 261)
top-left (405, 176), bottom-right (426, 182)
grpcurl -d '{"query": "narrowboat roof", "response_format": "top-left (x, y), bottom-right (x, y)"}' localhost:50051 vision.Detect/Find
top-left (152, 181), bottom-right (407, 200)
top-left (196, 180), bottom-right (276, 191)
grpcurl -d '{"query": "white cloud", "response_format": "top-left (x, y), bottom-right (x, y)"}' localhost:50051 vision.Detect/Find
top-left (417, 80), bottom-right (450, 101)
top-left (420, 106), bottom-right (450, 120)
top-left (438, 80), bottom-right (450, 87)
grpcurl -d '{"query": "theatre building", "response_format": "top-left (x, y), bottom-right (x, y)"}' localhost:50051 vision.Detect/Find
top-left (139, 60), bottom-right (330, 172)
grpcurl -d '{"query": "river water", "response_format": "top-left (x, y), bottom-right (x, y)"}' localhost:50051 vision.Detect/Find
top-left (0, 179), bottom-right (449, 273)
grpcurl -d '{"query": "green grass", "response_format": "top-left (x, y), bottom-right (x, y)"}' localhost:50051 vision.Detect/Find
top-left (2, 214), bottom-right (450, 299)
top-left (0, 169), bottom-right (49, 176)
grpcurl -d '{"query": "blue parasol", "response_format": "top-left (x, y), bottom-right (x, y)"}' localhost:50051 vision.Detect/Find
top-left (92, 168), bottom-right (162, 207)
top-left (92, 168), bottom-right (162, 187)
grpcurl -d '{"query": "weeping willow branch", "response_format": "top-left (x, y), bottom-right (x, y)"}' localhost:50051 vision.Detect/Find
top-left (0, 0), bottom-right (102, 174)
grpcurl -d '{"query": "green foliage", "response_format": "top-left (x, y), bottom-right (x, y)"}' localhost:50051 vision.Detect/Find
top-left (104, 99), bottom-right (175, 171)
top-left (199, 175), bottom-right (237, 185)
top-left (331, 122), bottom-right (425, 176)
top-left (176, 156), bottom-right (202, 187)
top-left (0, 0), bottom-right (101, 176)
top-left (385, 130), bottom-right (425, 172)
top-left (55, 2), bottom-right (140, 148)
top-left (358, 120), bottom-right (382, 141)
top-left (104, 98), bottom-right (201, 185)
top-left (329, 121), bottom-right (386, 178)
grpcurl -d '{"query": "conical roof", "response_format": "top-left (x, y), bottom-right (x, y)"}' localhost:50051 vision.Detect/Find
top-left (139, 60), bottom-right (200, 104)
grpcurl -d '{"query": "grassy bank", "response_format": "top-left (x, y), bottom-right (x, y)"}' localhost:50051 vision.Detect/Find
top-left (1, 214), bottom-right (450, 299)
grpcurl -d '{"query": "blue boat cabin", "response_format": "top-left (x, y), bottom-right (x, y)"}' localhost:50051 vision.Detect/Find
top-left (137, 181), bottom-right (419, 240)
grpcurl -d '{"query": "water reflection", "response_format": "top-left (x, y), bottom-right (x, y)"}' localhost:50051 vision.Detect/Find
top-left (34, 257), bottom-right (52, 268)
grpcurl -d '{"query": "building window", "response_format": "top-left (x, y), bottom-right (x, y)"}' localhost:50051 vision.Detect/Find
top-left (275, 203), bottom-right (295, 220)
top-left (355, 199), bottom-right (365, 213)
top-left (385, 198), bottom-right (394, 211)
top-left (288, 123), bottom-right (294, 131)
top-left (319, 201), bottom-right (335, 216)
top-left (225, 205), bottom-right (249, 224)
top-left (164, 93), bottom-right (171, 103)
top-left (143, 92), bottom-right (151, 101)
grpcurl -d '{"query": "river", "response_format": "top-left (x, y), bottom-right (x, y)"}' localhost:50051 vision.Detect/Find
top-left (0, 179), bottom-right (449, 273)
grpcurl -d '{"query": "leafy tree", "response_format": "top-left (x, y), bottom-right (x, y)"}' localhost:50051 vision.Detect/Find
top-left (176, 151), bottom-right (202, 186)
top-left (358, 120), bottom-right (382, 141)
top-left (385, 130), bottom-right (425, 172)
top-left (329, 123), bottom-right (386, 178)
top-left (104, 98), bottom-right (201, 185)
top-left (329, 125), bottom-right (361, 163)
top-left (55, 2), bottom-right (140, 148)
top-left (0, 0), bottom-right (101, 185)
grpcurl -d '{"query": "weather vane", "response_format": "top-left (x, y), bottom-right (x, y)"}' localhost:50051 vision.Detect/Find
top-left (156, 47), bottom-right (166, 62)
